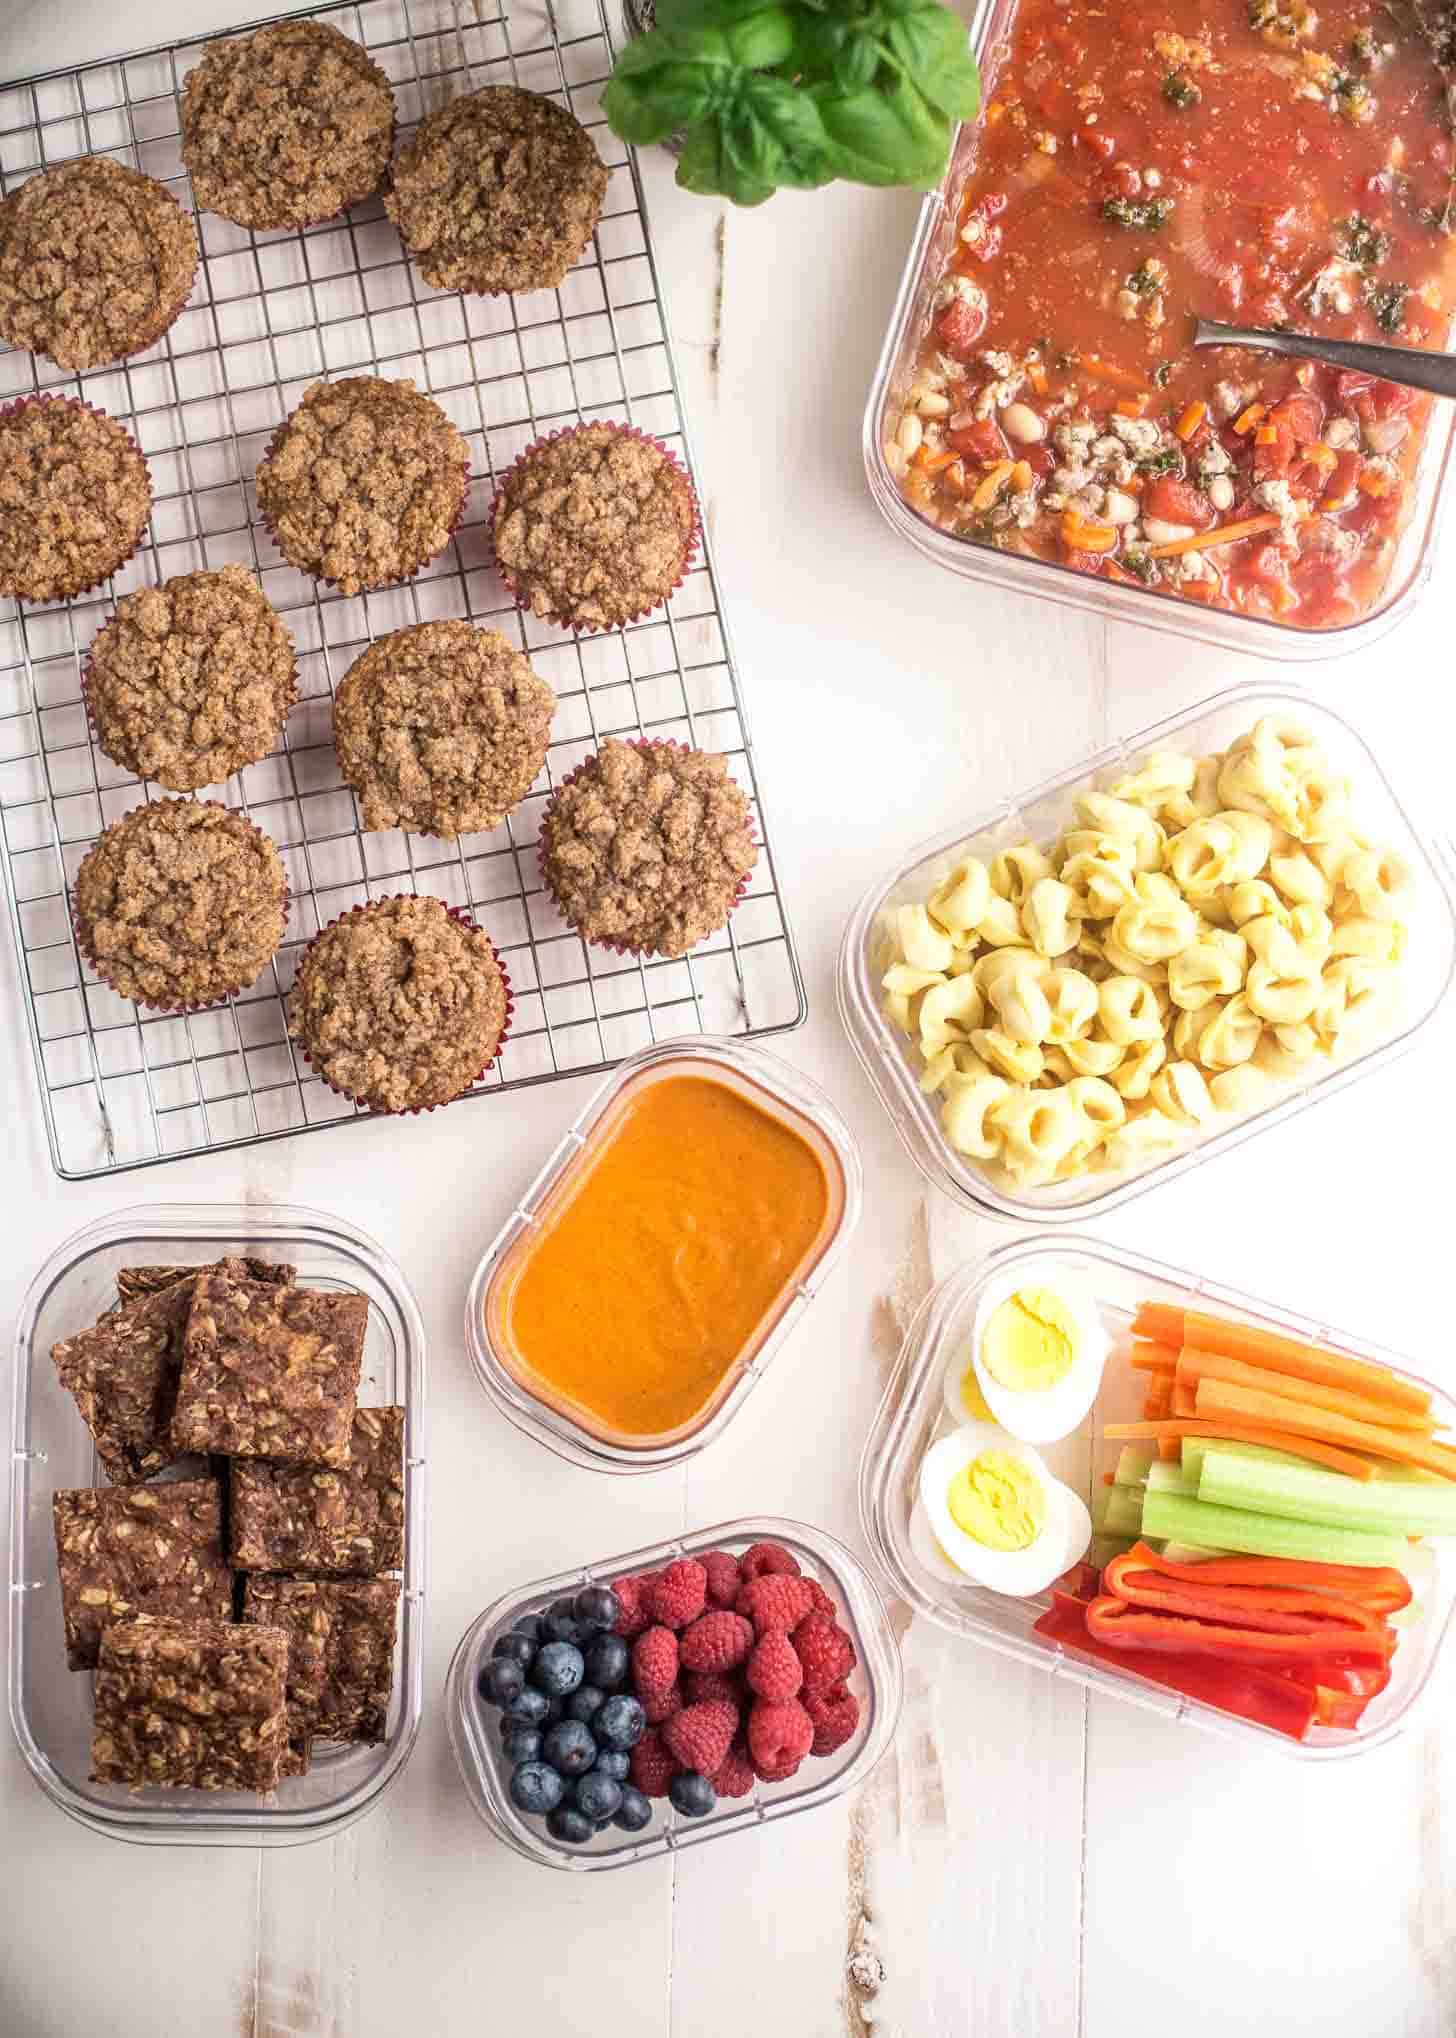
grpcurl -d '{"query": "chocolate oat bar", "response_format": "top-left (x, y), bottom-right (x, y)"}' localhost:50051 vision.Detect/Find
top-left (171, 1268), bottom-right (368, 1467)
top-left (242, 1575), bottom-right (400, 1746)
top-left (116, 1255), bottom-right (294, 1302)
top-left (50, 1280), bottom-right (194, 1484)
top-left (231, 1406), bottom-right (404, 1574)
top-left (90, 1614), bottom-right (289, 1792)
top-left (52, 1478), bottom-right (233, 1672)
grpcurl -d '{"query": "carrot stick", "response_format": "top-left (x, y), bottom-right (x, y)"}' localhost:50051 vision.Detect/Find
top-left (1130, 1342), bottom-right (1178, 1375)
top-left (1174, 399), bottom-right (1206, 441)
top-left (1194, 1380), bottom-right (1456, 1482)
top-left (1146, 512), bottom-right (1281, 558)
top-left (1178, 1346), bottom-right (1434, 1435)
top-left (1135, 1304), bottom-right (1432, 1417)
top-left (1133, 1303), bottom-right (1185, 1346)
top-left (1142, 1374), bottom-right (1174, 1421)
top-left (1157, 1437), bottom-right (1181, 1462)
top-left (1082, 352), bottom-right (1150, 394)
top-left (1102, 1419), bottom-right (1377, 1480)
top-left (1172, 1377), bottom-right (1198, 1418)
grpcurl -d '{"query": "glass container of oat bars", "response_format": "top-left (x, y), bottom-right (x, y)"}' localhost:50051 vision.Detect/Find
top-left (446, 1516), bottom-right (902, 1870)
top-left (8, 1204), bottom-right (427, 1847)
top-left (837, 684), bottom-right (1456, 1226)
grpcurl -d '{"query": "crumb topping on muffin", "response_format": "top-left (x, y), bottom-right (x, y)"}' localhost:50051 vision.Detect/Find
top-left (0, 398), bottom-right (152, 605)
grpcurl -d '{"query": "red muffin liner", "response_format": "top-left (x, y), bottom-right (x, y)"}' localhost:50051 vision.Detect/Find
top-left (489, 421), bottom-right (702, 637)
top-left (537, 737), bottom-right (759, 960)
top-left (253, 379), bottom-right (470, 595)
top-left (287, 894), bottom-right (514, 1116)
top-left (0, 394), bottom-right (152, 604)
top-left (70, 799), bottom-right (291, 1015)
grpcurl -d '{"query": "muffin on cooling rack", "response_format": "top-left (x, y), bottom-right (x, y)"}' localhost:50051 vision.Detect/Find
top-left (180, 19), bottom-right (395, 231)
top-left (385, 84), bottom-right (608, 296)
top-left (333, 620), bottom-right (555, 839)
top-left (0, 396), bottom-right (152, 605)
top-left (0, 158), bottom-right (198, 373)
top-left (255, 376), bottom-right (470, 595)
top-left (287, 894), bottom-right (511, 1114)
top-left (72, 798), bottom-right (289, 1010)
top-left (84, 566), bottom-right (297, 793)
top-left (540, 738), bottom-right (758, 959)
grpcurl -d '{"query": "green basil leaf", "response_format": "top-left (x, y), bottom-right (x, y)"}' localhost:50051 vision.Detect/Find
top-left (612, 21), bottom-right (739, 73)
top-left (603, 70), bottom-right (688, 145)
top-left (724, 7), bottom-right (799, 68)
top-left (656, 0), bottom-right (777, 30)
top-left (884, 7), bottom-right (981, 120)
top-left (677, 116), bottom-right (776, 204)
top-left (813, 73), bottom-right (951, 186)
top-left (736, 72), bottom-right (837, 186)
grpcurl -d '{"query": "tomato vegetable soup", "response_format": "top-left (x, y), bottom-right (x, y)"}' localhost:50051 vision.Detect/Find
top-left (485, 1064), bottom-right (844, 1447)
top-left (888, 0), bottom-right (1456, 627)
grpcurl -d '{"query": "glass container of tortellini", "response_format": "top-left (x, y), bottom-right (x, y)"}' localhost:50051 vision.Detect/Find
top-left (838, 685), bottom-right (1456, 1222)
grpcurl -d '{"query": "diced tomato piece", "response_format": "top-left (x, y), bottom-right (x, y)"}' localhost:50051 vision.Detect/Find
top-left (1253, 419), bottom-right (1295, 481)
top-left (1144, 476), bottom-right (1216, 530)
top-left (1023, 443), bottom-right (1056, 478)
top-left (1373, 377), bottom-right (1417, 418)
top-left (1244, 541), bottom-right (1294, 590)
top-left (1035, 79), bottom-right (1077, 123)
top-left (1271, 392), bottom-right (1323, 444)
top-left (1063, 548), bottom-right (1108, 575)
top-left (946, 416), bottom-right (1008, 464)
top-left (1100, 162), bottom-right (1141, 201)
top-left (1077, 126), bottom-right (1116, 161)
top-left (935, 293), bottom-right (988, 359)
top-left (1324, 449), bottom-right (1362, 505)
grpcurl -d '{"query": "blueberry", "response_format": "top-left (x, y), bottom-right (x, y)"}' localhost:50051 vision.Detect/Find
top-left (669, 1770), bottom-right (716, 1819)
top-left (573, 1769), bottom-right (623, 1822)
top-left (492, 1632), bottom-right (536, 1669)
top-left (593, 1749), bottom-right (630, 1782)
top-left (584, 1634), bottom-right (629, 1691)
top-left (566, 1684), bottom-right (605, 1724)
top-left (594, 1694), bottom-right (646, 1751)
top-left (613, 1786), bottom-right (653, 1833)
top-left (542, 1609), bottom-right (584, 1647)
top-left (502, 1684), bottom-right (550, 1727)
top-left (530, 1640), bottom-right (585, 1697)
top-left (511, 1612), bottom-right (546, 1644)
top-left (542, 1719), bottom-right (597, 1778)
top-left (574, 1585), bottom-right (621, 1631)
top-left (546, 1805), bottom-right (594, 1845)
top-left (501, 1726), bottom-right (542, 1766)
top-left (542, 1695), bottom-right (566, 1724)
top-left (478, 1656), bottom-right (524, 1708)
top-left (509, 1760), bottom-right (565, 1816)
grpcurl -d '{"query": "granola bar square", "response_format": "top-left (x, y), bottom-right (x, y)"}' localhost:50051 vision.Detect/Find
top-left (116, 1256), bottom-right (294, 1302)
top-left (230, 1406), bottom-right (405, 1575)
top-left (90, 1615), bottom-right (289, 1792)
top-left (52, 1478), bottom-right (234, 1671)
top-left (50, 1281), bottom-right (193, 1484)
top-left (242, 1576), bottom-right (400, 1746)
top-left (171, 1269), bottom-right (368, 1467)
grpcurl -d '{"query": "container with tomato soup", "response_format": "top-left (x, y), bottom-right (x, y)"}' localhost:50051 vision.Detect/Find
top-left (466, 1041), bottom-right (861, 1470)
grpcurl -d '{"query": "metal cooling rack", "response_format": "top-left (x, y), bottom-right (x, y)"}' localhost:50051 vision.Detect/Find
top-left (0, 0), bottom-right (805, 1179)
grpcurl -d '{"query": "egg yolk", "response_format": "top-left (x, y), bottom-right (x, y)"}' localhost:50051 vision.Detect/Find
top-left (982, 1287), bottom-right (1078, 1395)
top-left (947, 1450), bottom-right (1047, 1552)
top-left (954, 1355), bottom-right (996, 1422)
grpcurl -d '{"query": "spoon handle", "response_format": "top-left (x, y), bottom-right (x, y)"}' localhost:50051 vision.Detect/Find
top-left (1193, 316), bottom-right (1456, 401)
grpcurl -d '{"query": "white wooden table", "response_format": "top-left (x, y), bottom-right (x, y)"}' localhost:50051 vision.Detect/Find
top-left (3, 4), bottom-right (1455, 2032)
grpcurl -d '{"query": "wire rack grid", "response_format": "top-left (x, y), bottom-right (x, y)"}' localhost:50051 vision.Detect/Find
top-left (0, 0), bottom-right (805, 1180)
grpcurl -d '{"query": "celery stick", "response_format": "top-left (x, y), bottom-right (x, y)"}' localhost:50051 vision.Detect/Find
top-left (1198, 1449), bottom-right (1456, 1538)
top-left (1181, 1436), bottom-right (1341, 1487)
top-left (1096, 1484), bottom-right (1145, 1540)
top-left (1141, 1486), bottom-right (1406, 1567)
top-left (1146, 1461), bottom-right (1197, 1498)
top-left (1114, 1443), bottom-right (1158, 1488)
top-left (1088, 1535), bottom-right (1133, 1571)
top-left (1156, 1541), bottom-right (1236, 1564)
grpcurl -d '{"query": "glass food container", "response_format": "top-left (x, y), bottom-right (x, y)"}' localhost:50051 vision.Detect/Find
top-left (446, 1515), bottom-right (902, 1869)
top-left (465, 1038), bottom-right (863, 1472)
top-left (859, 1235), bottom-right (1456, 1758)
top-left (8, 1204), bottom-right (427, 1847)
top-left (862, 0), bottom-right (1456, 663)
top-left (838, 683), bottom-right (1456, 1227)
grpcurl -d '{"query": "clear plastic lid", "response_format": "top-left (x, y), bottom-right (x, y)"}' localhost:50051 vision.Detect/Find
top-left (8, 1203), bottom-right (427, 1846)
top-left (838, 682), bottom-right (1455, 1226)
top-left (858, 1234), bottom-right (1454, 1759)
top-left (445, 1515), bottom-right (903, 1869)
top-left (465, 1038), bottom-right (863, 1472)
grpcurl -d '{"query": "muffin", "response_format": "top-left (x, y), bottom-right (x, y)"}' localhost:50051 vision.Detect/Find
top-left (541, 739), bottom-right (757, 957)
top-left (72, 799), bottom-right (288, 1010)
top-left (0, 396), bottom-right (151, 605)
top-left (333, 620), bottom-right (555, 838)
top-left (288, 894), bottom-right (510, 1113)
top-left (256, 376), bottom-right (470, 595)
top-left (85, 566), bottom-right (296, 792)
top-left (0, 159), bottom-right (198, 373)
top-left (384, 85), bottom-right (608, 296)
top-left (180, 20), bottom-right (394, 231)
top-left (492, 423), bottom-right (698, 632)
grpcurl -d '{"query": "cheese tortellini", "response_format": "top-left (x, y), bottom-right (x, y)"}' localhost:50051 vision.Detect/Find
top-left (879, 715), bottom-right (1412, 1189)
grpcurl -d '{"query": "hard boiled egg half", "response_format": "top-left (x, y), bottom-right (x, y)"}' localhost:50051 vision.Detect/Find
top-left (960, 1272), bottom-right (1109, 1444)
top-left (918, 1423), bottom-right (1091, 1597)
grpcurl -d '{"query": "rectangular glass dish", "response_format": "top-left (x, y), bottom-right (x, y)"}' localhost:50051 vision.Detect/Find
top-left (858, 1235), bottom-right (1454, 1758)
top-left (837, 683), bottom-right (1456, 1226)
top-left (8, 1203), bottom-right (427, 1846)
top-left (446, 1516), bottom-right (902, 1870)
top-left (862, 0), bottom-right (1456, 661)
top-left (466, 1038), bottom-right (862, 1472)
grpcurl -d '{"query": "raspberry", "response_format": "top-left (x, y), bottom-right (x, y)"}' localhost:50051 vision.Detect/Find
top-left (747, 1697), bottom-right (813, 1775)
top-left (701, 1549), bottom-right (742, 1608)
top-left (611, 1573), bottom-right (653, 1639)
top-left (739, 1541), bottom-right (800, 1580)
top-left (662, 1699), bottom-right (738, 1778)
top-left (803, 1578), bottom-right (836, 1618)
top-left (679, 1610), bottom-right (753, 1673)
top-left (629, 1728), bottom-right (675, 1798)
top-left (805, 1680), bottom-right (860, 1757)
top-left (645, 1558), bottom-right (707, 1630)
top-left (631, 1624), bottom-right (679, 1698)
top-left (711, 1740), bottom-right (755, 1800)
top-left (642, 1681), bottom-right (683, 1726)
top-left (736, 1573), bottom-right (815, 1635)
top-left (746, 1629), bottom-right (803, 1701)
top-left (751, 1748), bottom-right (804, 1784)
top-left (792, 1611), bottom-right (856, 1693)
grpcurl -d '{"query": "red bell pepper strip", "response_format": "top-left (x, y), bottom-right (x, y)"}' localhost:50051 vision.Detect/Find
top-left (1084, 1595), bottom-right (1394, 1664)
top-left (1105, 1542), bottom-right (1411, 1616)
top-left (1101, 1548), bottom-right (1402, 1645)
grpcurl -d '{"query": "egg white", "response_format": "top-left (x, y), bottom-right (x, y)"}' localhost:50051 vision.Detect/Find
top-left (969, 1268), bottom-right (1110, 1445)
top-left (941, 1342), bottom-right (998, 1428)
top-left (917, 1423), bottom-right (1092, 1597)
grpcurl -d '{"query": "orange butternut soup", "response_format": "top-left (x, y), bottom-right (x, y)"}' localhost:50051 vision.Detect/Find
top-left (487, 1068), bottom-right (841, 1445)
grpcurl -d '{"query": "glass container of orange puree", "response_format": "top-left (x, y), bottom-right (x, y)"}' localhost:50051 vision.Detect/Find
top-left (465, 1039), bottom-right (862, 1470)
